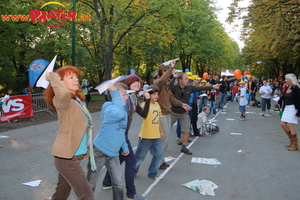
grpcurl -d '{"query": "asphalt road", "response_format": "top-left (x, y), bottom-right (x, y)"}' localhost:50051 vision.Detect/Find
top-left (1, 100), bottom-right (300, 200)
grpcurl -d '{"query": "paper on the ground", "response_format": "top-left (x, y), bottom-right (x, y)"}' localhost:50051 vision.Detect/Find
top-left (164, 156), bottom-right (175, 162)
top-left (237, 150), bottom-right (244, 153)
top-left (226, 118), bottom-right (235, 121)
top-left (162, 58), bottom-right (180, 66)
top-left (95, 76), bottom-right (128, 94)
top-left (22, 180), bottom-right (42, 187)
top-left (36, 55), bottom-right (57, 89)
top-left (138, 89), bottom-right (153, 97)
top-left (231, 133), bottom-right (242, 136)
top-left (191, 157), bottom-right (221, 165)
top-left (182, 179), bottom-right (218, 196)
top-left (0, 135), bottom-right (9, 139)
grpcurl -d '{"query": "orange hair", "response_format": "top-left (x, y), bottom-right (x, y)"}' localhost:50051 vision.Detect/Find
top-left (44, 66), bottom-right (86, 111)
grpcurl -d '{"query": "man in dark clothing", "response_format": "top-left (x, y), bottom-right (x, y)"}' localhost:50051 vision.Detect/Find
top-left (217, 76), bottom-right (227, 111)
top-left (208, 75), bottom-right (216, 85)
top-left (247, 77), bottom-right (258, 103)
top-left (169, 73), bottom-right (220, 155)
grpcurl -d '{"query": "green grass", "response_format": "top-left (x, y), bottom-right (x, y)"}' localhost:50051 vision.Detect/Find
top-left (91, 94), bottom-right (105, 101)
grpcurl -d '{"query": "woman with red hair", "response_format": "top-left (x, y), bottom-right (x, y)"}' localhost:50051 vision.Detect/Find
top-left (45, 66), bottom-right (95, 200)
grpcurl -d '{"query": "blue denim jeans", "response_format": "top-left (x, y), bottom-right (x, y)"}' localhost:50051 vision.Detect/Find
top-left (176, 120), bottom-right (181, 138)
top-left (209, 101), bottom-right (216, 115)
top-left (134, 138), bottom-right (163, 178)
top-left (198, 96), bottom-right (208, 113)
top-left (231, 93), bottom-right (239, 102)
top-left (217, 92), bottom-right (226, 109)
top-left (87, 148), bottom-right (123, 200)
top-left (102, 134), bottom-right (136, 197)
top-left (250, 91), bottom-right (257, 102)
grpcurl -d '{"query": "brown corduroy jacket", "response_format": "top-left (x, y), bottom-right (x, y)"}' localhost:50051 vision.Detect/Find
top-left (48, 73), bottom-right (92, 159)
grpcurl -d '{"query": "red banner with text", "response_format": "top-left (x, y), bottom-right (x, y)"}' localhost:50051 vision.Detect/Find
top-left (0, 95), bottom-right (33, 122)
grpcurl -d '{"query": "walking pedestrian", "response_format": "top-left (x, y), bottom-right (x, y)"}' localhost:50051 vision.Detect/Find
top-left (102, 74), bottom-right (150, 200)
top-left (279, 73), bottom-right (300, 151)
top-left (236, 81), bottom-right (248, 121)
top-left (153, 61), bottom-right (191, 169)
top-left (134, 86), bottom-right (163, 178)
top-left (44, 66), bottom-right (95, 200)
top-left (87, 83), bottom-right (129, 200)
top-left (169, 73), bottom-right (220, 154)
top-left (259, 80), bottom-right (272, 116)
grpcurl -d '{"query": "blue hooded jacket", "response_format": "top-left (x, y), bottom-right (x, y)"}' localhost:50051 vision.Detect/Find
top-left (93, 89), bottom-right (129, 157)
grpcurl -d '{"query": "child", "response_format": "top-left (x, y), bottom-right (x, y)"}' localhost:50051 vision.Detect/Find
top-left (87, 82), bottom-right (129, 200)
top-left (236, 81), bottom-right (248, 121)
top-left (208, 89), bottom-right (218, 117)
top-left (134, 85), bottom-right (163, 179)
top-left (197, 106), bottom-right (210, 135)
top-left (231, 81), bottom-right (239, 103)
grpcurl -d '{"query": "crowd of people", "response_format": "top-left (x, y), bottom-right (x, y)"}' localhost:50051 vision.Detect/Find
top-left (40, 62), bottom-right (300, 200)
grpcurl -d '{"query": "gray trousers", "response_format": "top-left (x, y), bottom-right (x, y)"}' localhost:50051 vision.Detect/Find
top-left (261, 98), bottom-right (271, 112)
top-left (87, 147), bottom-right (124, 200)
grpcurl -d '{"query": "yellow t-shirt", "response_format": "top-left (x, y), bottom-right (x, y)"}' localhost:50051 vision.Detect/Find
top-left (139, 102), bottom-right (162, 139)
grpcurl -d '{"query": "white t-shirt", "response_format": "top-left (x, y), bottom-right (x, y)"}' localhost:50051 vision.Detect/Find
top-left (259, 85), bottom-right (272, 99)
top-left (239, 86), bottom-right (248, 106)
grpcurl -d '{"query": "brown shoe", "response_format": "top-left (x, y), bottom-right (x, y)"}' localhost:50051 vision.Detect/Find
top-left (159, 162), bottom-right (170, 170)
top-left (181, 148), bottom-right (192, 155)
top-left (285, 131), bottom-right (292, 147)
top-left (288, 134), bottom-right (298, 151)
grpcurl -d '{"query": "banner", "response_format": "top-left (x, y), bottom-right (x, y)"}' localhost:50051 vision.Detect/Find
top-left (28, 59), bottom-right (49, 89)
top-left (1, 95), bottom-right (33, 122)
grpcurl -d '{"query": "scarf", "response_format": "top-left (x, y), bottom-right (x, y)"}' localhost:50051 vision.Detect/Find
top-left (75, 97), bottom-right (97, 171)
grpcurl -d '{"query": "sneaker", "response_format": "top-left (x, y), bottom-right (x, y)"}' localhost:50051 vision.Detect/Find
top-left (181, 147), bottom-right (192, 155)
top-left (239, 117), bottom-right (246, 121)
top-left (148, 175), bottom-right (162, 180)
top-left (176, 138), bottom-right (182, 145)
top-left (102, 184), bottom-right (112, 190)
top-left (213, 114), bottom-right (215, 117)
top-left (126, 193), bottom-right (147, 200)
top-left (264, 114), bottom-right (271, 116)
top-left (261, 113), bottom-right (265, 116)
top-left (159, 162), bottom-right (170, 170)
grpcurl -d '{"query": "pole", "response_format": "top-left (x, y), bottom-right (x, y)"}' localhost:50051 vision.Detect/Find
top-left (71, 0), bottom-right (76, 66)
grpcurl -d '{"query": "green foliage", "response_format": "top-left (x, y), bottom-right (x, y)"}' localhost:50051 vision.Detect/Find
top-left (1, 0), bottom-right (250, 94)
top-left (229, 0), bottom-right (300, 78)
